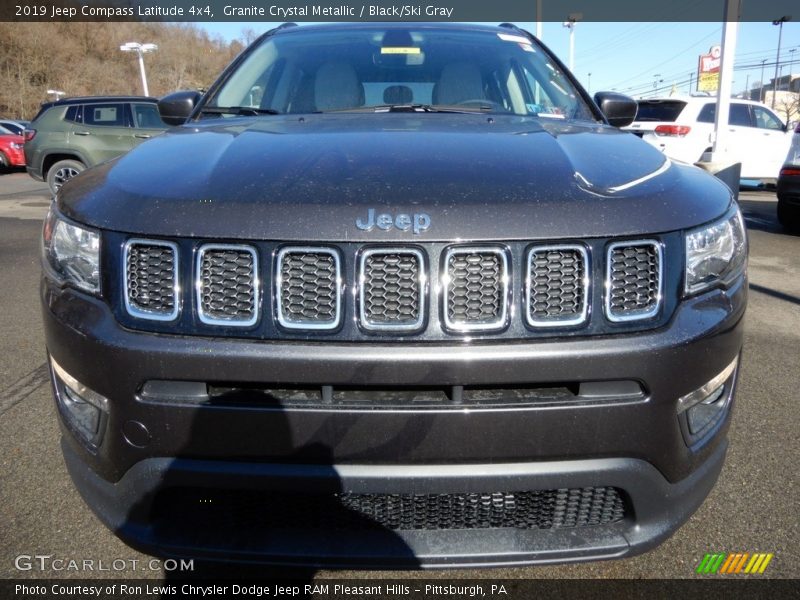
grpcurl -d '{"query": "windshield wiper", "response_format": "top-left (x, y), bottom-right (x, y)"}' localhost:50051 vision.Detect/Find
top-left (200, 106), bottom-right (281, 116)
top-left (318, 104), bottom-right (494, 114)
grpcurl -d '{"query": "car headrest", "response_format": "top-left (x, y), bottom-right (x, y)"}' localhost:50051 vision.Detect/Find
top-left (384, 85), bottom-right (413, 105)
top-left (314, 62), bottom-right (363, 111)
top-left (433, 62), bottom-right (484, 105)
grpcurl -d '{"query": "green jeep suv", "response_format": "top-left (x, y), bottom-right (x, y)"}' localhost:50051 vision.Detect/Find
top-left (24, 96), bottom-right (167, 195)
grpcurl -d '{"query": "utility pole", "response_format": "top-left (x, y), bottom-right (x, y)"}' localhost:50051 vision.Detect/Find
top-left (536, 0), bottom-right (543, 40)
top-left (562, 13), bottom-right (581, 71)
top-left (710, 0), bottom-right (740, 164)
top-left (689, 72), bottom-right (694, 94)
top-left (771, 16), bottom-right (791, 108)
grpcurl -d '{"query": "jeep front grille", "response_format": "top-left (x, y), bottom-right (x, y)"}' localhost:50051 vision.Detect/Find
top-left (118, 237), bottom-right (672, 337)
top-left (443, 247), bottom-right (508, 331)
top-left (359, 248), bottom-right (425, 332)
top-left (526, 245), bottom-right (589, 327)
top-left (606, 241), bottom-right (662, 322)
top-left (123, 240), bottom-right (179, 321)
top-left (276, 247), bottom-right (341, 330)
top-left (196, 245), bottom-right (259, 326)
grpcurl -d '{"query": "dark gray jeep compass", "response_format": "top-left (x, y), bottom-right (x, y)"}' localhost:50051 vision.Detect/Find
top-left (41, 22), bottom-right (747, 567)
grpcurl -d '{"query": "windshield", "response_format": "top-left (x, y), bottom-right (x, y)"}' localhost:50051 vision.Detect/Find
top-left (205, 26), bottom-right (595, 120)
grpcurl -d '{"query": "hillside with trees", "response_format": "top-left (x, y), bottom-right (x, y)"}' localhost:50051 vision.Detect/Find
top-left (0, 22), bottom-right (249, 120)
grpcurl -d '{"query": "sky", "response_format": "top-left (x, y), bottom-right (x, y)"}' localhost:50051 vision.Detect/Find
top-left (196, 20), bottom-right (800, 99)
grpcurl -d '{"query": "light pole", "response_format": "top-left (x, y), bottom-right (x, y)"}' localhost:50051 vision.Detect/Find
top-left (689, 72), bottom-right (694, 94)
top-left (652, 74), bottom-right (663, 97)
top-left (771, 16), bottom-right (791, 108)
top-left (587, 72), bottom-right (592, 94)
top-left (46, 89), bottom-right (66, 101)
top-left (760, 59), bottom-right (767, 102)
top-left (120, 42), bottom-right (158, 96)
top-left (562, 13), bottom-right (582, 71)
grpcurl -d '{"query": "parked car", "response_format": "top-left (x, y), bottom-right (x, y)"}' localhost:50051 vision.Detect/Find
top-left (43, 23), bottom-right (746, 567)
top-left (777, 164), bottom-right (800, 230)
top-left (0, 119), bottom-right (29, 136)
top-left (0, 133), bottom-right (25, 169)
top-left (24, 96), bottom-right (167, 194)
top-left (624, 96), bottom-right (793, 181)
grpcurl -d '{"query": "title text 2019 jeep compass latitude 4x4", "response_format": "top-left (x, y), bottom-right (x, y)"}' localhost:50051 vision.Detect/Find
top-left (42, 23), bottom-right (747, 568)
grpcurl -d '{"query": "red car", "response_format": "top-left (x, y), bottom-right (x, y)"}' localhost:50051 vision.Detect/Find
top-left (0, 132), bottom-right (26, 169)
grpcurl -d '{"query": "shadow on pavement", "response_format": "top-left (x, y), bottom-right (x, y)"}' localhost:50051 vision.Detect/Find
top-left (749, 283), bottom-right (800, 307)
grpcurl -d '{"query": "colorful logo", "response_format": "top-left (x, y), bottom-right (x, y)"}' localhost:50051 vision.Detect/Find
top-left (696, 552), bottom-right (774, 574)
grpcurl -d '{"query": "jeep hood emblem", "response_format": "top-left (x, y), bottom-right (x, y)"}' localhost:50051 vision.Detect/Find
top-left (356, 208), bottom-right (431, 235)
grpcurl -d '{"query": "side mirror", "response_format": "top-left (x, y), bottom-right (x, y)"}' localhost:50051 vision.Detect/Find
top-left (594, 92), bottom-right (638, 128)
top-left (158, 91), bottom-right (202, 126)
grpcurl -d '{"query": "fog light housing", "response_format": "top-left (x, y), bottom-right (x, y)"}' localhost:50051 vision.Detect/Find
top-left (50, 356), bottom-right (108, 446)
top-left (687, 384), bottom-right (726, 434)
top-left (678, 356), bottom-right (737, 443)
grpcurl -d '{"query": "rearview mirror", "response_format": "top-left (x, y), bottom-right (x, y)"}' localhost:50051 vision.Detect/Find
top-left (158, 91), bottom-right (202, 126)
top-left (594, 92), bottom-right (638, 128)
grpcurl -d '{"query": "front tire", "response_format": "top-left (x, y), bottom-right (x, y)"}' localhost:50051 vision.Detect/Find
top-left (47, 159), bottom-right (84, 195)
top-left (0, 151), bottom-right (8, 170)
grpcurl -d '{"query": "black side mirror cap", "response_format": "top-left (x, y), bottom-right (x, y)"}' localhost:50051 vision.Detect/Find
top-left (594, 92), bottom-right (638, 128)
top-left (158, 91), bottom-right (202, 126)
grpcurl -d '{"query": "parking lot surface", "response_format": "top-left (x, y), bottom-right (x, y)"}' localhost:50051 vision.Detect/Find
top-left (0, 170), bottom-right (797, 579)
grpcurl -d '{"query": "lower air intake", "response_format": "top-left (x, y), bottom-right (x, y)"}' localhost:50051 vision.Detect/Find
top-left (155, 486), bottom-right (627, 531)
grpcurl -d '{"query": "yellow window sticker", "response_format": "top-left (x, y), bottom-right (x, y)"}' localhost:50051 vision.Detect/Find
top-left (381, 47), bottom-right (421, 54)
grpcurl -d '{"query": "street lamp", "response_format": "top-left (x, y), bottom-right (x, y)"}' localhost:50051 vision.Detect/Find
top-left (120, 42), bottom-right (158, 96)
top-left (652, 74), bottom-right (664, 97)
top-left (771, 16), bottom-right (791, 108)
top-left (562, 13), bottom-right (582, 71)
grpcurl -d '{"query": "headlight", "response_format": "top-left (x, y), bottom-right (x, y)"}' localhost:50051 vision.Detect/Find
top-left (684, 207), bottom-right (747, 296)
top-left (42, 208), bottom-right (100, 293)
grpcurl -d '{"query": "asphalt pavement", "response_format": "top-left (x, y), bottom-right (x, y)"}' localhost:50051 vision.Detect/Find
top-left (0, 170), bottom-right (797, 580)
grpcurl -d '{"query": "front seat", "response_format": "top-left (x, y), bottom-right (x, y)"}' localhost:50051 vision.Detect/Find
top-left (314, 62), bottom-right (363, 111)
top-left (433, 62), bottom-right (484, 105)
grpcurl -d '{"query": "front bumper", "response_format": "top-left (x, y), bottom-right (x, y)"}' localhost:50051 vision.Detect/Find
top-left (43, 275), bottom-right (746, 567)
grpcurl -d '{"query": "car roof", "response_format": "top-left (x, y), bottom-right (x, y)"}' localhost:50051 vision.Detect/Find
top-left (39, 96), bottom-right (158, 110)
top-left (270, 22), bottom-right (529, 36)
top-left (639, 96), bottom-right (771, 108)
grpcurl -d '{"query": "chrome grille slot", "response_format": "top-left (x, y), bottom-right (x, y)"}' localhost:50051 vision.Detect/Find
top-left (359, 248), bottom-right (424, 331)
top-left (124, 239), bottom-right (179, 321)
top-left (606, 240), bottom-right (662, 322)
top-left (443, 247), bottom-right (508, 331)
top-left (277, 247), bottom-right (341, 330)
top-left (196, 245), bottom-right (259, 327)
top-left (526, 245), bottom-right (588, 327)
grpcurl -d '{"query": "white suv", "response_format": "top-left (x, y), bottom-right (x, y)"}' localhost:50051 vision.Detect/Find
top-left (625, 96), bottom-right (793, 180)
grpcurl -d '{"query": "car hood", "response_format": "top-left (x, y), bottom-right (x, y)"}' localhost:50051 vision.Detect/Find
top-left (59, 113), bottom-right (732, 241)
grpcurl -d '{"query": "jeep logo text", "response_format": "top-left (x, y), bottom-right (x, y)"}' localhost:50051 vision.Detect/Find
top-left (356, 208), bottom-right (431, 235)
